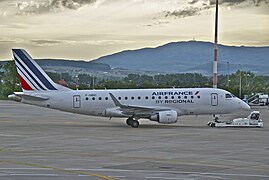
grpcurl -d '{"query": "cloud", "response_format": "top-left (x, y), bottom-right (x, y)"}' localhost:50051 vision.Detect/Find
top-left (164, 0), bottom-right (269, 18)
top-left (0, 36), bottom-right (134, 47)
top-left (142, 20), bottom-right (170, 27)
top-left (165, 7), bottom-right (200, 18)
top-left (15, 1), bottom-right (50, 15)
top-left (50, 0), bottom-right (97, 10)
top-left (31, 39), bottom-right (134, 46)
top-left (4, 0), bottom-right (101, 16)
top-left (0, 37), bottom-right (27, 45)
top-left (31, 39), bottom-right (62, 46)
top-left (208, 0), bottom-right (268, 6)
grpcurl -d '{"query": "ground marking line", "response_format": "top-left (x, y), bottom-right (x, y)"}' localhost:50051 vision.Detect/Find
top-left (146, 177), bottom-right (194, 180)
top-left (0, 168), bottom-right (53, 170)
top-left (0, 160), bottom-right (118, 180)
top-left (70, 168), bottom-right (269, 178)
top-left (9, 174), bottom-right (59, 176)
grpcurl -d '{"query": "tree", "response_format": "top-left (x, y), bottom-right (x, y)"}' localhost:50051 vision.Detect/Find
top-left (78, 74), bottom-right (92, 84)
top-left (0, 61), bottom-right (21, 98)
top-left (61, 72), bottom-right (72, 82)
top-left (46, 72), bottom-right (61, 82)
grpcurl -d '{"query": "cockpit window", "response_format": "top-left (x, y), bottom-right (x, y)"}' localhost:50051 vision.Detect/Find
top-left (225, 94), bottom-right (232, 98)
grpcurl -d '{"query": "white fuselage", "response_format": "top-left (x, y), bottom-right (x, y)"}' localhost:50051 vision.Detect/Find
top-left (20, 88), bottom-right (249, 118)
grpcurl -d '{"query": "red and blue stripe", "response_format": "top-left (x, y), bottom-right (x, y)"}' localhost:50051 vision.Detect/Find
top-left (13, 49), bottom-right (57, 91)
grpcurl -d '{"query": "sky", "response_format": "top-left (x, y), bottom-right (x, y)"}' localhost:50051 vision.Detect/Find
top-left (0, 0), bottom-right (268, 60)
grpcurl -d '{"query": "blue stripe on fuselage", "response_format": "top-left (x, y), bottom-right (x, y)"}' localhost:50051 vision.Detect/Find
top-left (13, 49), bottom-right (57, 90)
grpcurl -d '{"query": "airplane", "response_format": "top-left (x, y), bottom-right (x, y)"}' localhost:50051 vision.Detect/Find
top-left (8, 49), bottom-right (250, 128)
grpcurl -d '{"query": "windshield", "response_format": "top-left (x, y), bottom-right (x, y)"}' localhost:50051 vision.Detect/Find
top-left (225, 94), bottom-right (232, 98)
top-left (225, 93), bottom-right (236, 98)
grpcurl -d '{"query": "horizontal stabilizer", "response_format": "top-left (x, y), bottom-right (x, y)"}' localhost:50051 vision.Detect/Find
top-left (14, 92), bottom-right (49, 101)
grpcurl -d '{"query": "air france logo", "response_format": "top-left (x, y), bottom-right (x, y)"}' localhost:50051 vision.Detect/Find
top-left (152, 91), bottom-right (199, 96)
top-left (152, 91), bottom-right (200, 104)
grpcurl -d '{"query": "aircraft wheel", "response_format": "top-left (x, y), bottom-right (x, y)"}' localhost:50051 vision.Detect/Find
top-left (126, 118), bottom-right (133, 126)
top-left (131, 120), bottom-right (139, 128)
top-left (211, 123), bottom-right (215, 127)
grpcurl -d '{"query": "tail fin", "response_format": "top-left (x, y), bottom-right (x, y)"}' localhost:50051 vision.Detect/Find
top-left (12, 49), bottom-right (71, 92)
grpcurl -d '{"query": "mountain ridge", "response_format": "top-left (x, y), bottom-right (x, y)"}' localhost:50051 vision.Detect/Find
top-left (92, 41), bottom-right (269, 75)
top-left (1, 41), bottom-right (269, 75)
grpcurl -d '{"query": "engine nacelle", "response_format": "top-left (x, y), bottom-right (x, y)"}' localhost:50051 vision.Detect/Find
top-left (150, 110), bottom-right (178, 124)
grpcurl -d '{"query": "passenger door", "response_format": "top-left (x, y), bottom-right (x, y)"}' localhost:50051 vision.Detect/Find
top-left (211, 93), bottom-right (218, 106)
top-left (73, 95), bottom-right (81, 108)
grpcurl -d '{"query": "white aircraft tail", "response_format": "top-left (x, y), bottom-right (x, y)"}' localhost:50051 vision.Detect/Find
top-left (12, 49), bottom-right (71, 92)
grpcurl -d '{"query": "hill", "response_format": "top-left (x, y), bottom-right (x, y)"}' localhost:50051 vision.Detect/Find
top-left (0, 59), bottom-right (110, 74)
top-left (1, 41), bottom-right (269, 75)
top-left (92, 41), bottom-right (269, 75)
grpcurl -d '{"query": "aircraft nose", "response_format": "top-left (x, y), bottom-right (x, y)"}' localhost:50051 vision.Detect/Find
top-left (241, 101), bottom-right (250, 111)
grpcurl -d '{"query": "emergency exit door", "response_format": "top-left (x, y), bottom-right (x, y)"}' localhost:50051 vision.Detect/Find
top-left (211, 93), bottom-right (218, 106)
top-left (73, 95), bottom-right (81, 108)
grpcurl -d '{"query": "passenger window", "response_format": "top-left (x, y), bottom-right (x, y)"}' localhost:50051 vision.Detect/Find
top-left (118, 97), bottom-right (121, 100)
top-left (92, 97), bottom-right (95, 100)
top-left (99, 97), bottom-right (102, 100)
top-left (152, 96), bottom-right (155, 100)
top-left (86, 97), bottom-right (89, 101)
top-left (225, 94), bottom-right (232, 98)
top-left (145, 96), bottom-right (148, 99)
top-left (158, 96), bottom-right (161, 99)
top-left (105, 97), bottom-right (108, 100)
top-left (165, 96), bottom-right (168, 99)
top-left (138, 96), bottom-right (141, 100)
top-left (171, 96), bottom-right (174, 99)
top-left (125, 97), bottom-right (128, 100)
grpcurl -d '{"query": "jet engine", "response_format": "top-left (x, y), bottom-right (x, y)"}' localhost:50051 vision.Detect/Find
top-left (150, 110), bottom-right (178, 124)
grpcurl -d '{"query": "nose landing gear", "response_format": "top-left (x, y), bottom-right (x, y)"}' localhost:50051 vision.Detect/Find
top-left (213, 114), bottom-right (221, 123)
top-left (126, 117), bottom-right (140, 128)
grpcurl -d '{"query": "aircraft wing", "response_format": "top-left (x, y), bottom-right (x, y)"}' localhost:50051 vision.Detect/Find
top-left (109, 93), bottom-right (172, 116)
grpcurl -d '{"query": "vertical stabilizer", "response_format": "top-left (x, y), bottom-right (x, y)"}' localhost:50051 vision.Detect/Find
top-left (12, 49), bottom-right (71, 92)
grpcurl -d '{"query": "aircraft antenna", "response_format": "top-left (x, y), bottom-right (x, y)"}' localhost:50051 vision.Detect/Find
top-left (213, 0), bottom-right (218, 88)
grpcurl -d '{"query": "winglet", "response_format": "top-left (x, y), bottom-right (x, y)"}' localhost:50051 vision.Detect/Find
top-left (109, 93), bottom-right (122, 107)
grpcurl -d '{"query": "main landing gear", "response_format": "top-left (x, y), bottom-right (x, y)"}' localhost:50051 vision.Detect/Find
top-left (126, 117), bottom-right (139, 128)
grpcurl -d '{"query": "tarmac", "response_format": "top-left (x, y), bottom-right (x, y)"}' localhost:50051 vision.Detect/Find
top-left (0, 100), bottom-right (268, 180)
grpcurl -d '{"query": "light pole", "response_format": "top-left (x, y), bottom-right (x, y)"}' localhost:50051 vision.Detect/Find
top-left (92, 76), bottom-right (95, 89)
top-left (239, 64), bottom-right (242, 99)
top-left (245, 74), bottom-right (250, 87)
top-left (213, 0), bottom-right (218, 88)
top-left (244, 73), bottom-right (250, 95)
top-left (227, 61), bottom-right (230, 87)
